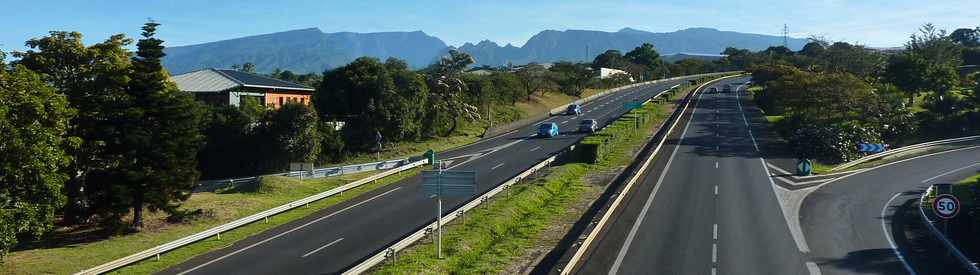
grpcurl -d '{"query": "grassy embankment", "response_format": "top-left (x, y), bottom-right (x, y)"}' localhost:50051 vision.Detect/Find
top-left (2, 89), bottom-right (601, 274)
top-left (370, 83), bottom-right (700, 274)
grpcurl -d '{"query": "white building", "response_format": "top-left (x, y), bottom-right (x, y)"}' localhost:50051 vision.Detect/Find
top-left (599, 67), bottom-right (634, 82)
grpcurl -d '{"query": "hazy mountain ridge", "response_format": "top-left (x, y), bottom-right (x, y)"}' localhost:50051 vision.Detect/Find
top-left (162, 27), bottom-right (806, 74)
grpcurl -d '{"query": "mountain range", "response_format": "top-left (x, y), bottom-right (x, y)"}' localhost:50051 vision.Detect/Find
top-left (162, 27), bottom-right (807, 74)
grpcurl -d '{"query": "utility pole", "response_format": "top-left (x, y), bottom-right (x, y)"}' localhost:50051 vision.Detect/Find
top-left (783, 24), bottom-right (789, 48)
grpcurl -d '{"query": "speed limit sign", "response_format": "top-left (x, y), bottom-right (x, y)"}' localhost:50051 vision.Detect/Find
top-left (932, 194), bottom-right (960, 220)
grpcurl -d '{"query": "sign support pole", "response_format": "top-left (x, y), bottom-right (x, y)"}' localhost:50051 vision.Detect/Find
top-left (437, 160), bottom-right (443, 259)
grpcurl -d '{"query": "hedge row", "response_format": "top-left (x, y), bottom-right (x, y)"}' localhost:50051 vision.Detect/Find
top-left (576, 75), bottom-right (731, 163)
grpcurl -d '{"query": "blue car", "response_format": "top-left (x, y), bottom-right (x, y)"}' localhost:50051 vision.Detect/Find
top-left (565, 104), bottom-right (582, 115)
top-left (537, 122), bottom-right (559, 137)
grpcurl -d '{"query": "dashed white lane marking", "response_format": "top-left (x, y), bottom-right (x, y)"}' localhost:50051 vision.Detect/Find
top-left (715, 162), bottom-right (719, 168)
top-left (530, 146), bottom-right (541, 152)
top-left (712, 267), bottom-right (717, 275)
top-left (881, 192), bottom-right (918, 275)
top-left (714, 185), bottom-right (718, 195)
top-left (301, 238), bottom-right (343, 258)
top-left (712, 243), bottom-right (718, 263)
top-left (491, 162), bottom-right (505, 170)
top-left (806, 262), bottom-right (822, 275)
top-left (561, 120), bottom-right (569, 124)
top-left (177, 187), bottom-right (403, 275)
top-left (713, 224), bottom-right (718, 240)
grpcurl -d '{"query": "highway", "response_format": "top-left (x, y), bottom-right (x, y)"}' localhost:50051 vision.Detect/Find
top-left (571, 77), bottom-right (811, 274)
top-left (801, 144), bottom-right (980, 274)
top-left (160, 76), bottom-right (708, 274)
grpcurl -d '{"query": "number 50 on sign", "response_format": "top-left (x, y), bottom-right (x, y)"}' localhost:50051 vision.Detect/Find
top-left (932, 194), bottom-right (960, 220)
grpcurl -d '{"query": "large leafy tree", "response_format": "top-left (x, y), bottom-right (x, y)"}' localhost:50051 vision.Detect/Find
top-left (426, 49), bottom-right (480, 135)
top-left (625, 43), bottom-right (661, 69)
top-left (108, 22), bottom-right (207, 229)
top-left (550, 61), bottom-right (593, 97)
top-left (515, 63), bottom-right (551, 100)
top-left (949, 27), bottom-right (980, 48)
top-left (14, 32), bottom-right (133, 224)
top-left (0, 62), bottom-right (76, 259)
top-left (261, 102), bottom-right (321, 166)
top-left (592, 50), bottom-right (628, 70)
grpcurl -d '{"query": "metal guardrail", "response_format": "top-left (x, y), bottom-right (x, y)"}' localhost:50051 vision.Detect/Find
top-left (345, 73), bottom-right (740, 274)
top-left (918, 185), bottom-right (980, 275)
top-left (481, 71), bottom-right (737, 138)
top-left (344, 152), bottom-right (559, 275)
top-left (193, 158), bottom-right (411, 192)
top-left (832, 136), bottom-right (980, 172)
top-left (75, 159), bottom-right (428, 275)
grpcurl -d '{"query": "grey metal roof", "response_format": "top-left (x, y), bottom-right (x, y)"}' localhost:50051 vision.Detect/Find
top-left (171, 68), bottom-right (314, 93)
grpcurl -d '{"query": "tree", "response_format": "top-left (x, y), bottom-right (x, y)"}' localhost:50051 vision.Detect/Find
top-left (822, 42), bottom-right (885, 82)
top-left (262, 102), bottom-right (321, 165)
top-left (550, 61), bottom-right (593, 97)
top-left (885, 53), bottom-right (929, 104)
top-left (799, 41), bottom-right (826, 58)
top-left (426, 49), bottom-right (481, 135)
top-left (241, 62), bottom-right (255, 73)
top-left (516, 63), bottom-right (550, 100)
top-left (0, 64), bottom-right (76, 259)
top-left (624, 43), bottom-right (661, 69)
top-left (950, 27), bottom-right (980, 47)
top-left (592, 50), bottom-right (628, 70)
top-left (111, 21), bottom-right (207, 229)
top-left (14, 31), bottom-right (134, 224)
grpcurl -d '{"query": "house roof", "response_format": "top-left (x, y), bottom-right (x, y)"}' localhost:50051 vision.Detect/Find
top-left (171, 68), bottom-right (314, 93)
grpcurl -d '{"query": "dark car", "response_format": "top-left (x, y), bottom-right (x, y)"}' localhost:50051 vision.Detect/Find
top-left (578, 119), bottom-right (598, 133)
top-left (709, 87), bottom-right (718, 93)
top-left (722, 84), bottom-right (732, 93)
top-left (537, 122), bottom-right (559, 137)
top-left (565, 104), bottom-right (582, 115)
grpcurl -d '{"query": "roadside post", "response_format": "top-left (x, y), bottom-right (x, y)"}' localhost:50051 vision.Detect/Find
top-left (376, 131), bottom-right (383, 160)
top-left (796, 159), bottom-right (812, 176)
top-left (421, 166), bottom-right (476, 259)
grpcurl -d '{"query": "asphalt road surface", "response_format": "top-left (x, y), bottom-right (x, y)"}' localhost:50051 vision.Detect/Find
top-left (160, 76), bottom-right (707, 275)
top-left (572, 77), bottom-right (810, 274)
top-left (802, 144), bottom-right (980, 274)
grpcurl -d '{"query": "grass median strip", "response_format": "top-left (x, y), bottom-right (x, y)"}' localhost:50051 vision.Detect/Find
top-left (371, 85), bottom-right (688, 274)
top-left (4, 166), bottom-right (423, 275)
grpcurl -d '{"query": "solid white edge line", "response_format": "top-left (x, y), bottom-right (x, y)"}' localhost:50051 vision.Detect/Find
top-left (881, 192), bottom-right (918, 275)
top-left (608, 83), bottom-right (706, 275)
top-left (920, 162), bottom-right (980, 183)
top-left (301, 238), bottom-right (344, 258)
top-left (177, 187), bottom-right (403, 275)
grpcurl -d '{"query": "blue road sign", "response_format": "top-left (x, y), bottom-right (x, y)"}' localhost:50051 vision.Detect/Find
top-left (421, 170), bottom-right (477, 197)
top-left (796, 159), bottom-right (812, 176)
top-left (624, 102), bottom-right (643, 110)
top-left (856, 143), bottom-right (886, 153)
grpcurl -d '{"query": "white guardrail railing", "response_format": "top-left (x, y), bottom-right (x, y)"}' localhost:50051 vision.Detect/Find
top-left (344, 73), bottom-right (741, 274)
top-left (831, 135), bottom-right (980, 172)
top-left (75, 159), bottom-right (428, 275)
top-left (918, 186), bottom-right (980, 275)
top-left (193, 158), bottom-right (411, 192)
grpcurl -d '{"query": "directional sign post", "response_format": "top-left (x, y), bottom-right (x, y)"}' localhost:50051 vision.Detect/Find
top-left (421, 165), bottom-right (476, 259)
top-left (856, 143), bottom-right (887, 153)
top-left (623, 101), bottom-right (643, 110)
top-left (796, 159), bottom-right (812, 176)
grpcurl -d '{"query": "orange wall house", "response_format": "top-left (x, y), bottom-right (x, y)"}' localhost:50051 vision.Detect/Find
top-left (264, 92), bottom-right (312, 109)
top-left (172, 68), bottom-right (315, 110)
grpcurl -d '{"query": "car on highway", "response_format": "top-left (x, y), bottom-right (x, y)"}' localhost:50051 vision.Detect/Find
top-left (537, 122), bottom-right (559, 137)
top-left (709, 87), bottom-right (718, 93)
top-left (565, 104), bottom-right (582, 115)
top-left (722, 84), bottom-right (732, 93)
top-left (578, 119), bottom-right (598, 133)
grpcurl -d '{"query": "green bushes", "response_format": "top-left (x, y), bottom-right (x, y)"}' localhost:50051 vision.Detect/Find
top-left (579, 103), bottom-right (666, 163)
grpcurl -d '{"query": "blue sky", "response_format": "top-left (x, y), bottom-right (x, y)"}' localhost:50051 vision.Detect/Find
top-left (2, 0), bottom-right (978, 52)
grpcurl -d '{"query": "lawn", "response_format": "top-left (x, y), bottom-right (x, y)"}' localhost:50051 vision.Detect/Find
top-left (4, 168), bottom-right (422, 275)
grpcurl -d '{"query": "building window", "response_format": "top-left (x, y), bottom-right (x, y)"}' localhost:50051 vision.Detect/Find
top-left (279, 97), bottom-right (284, 106)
